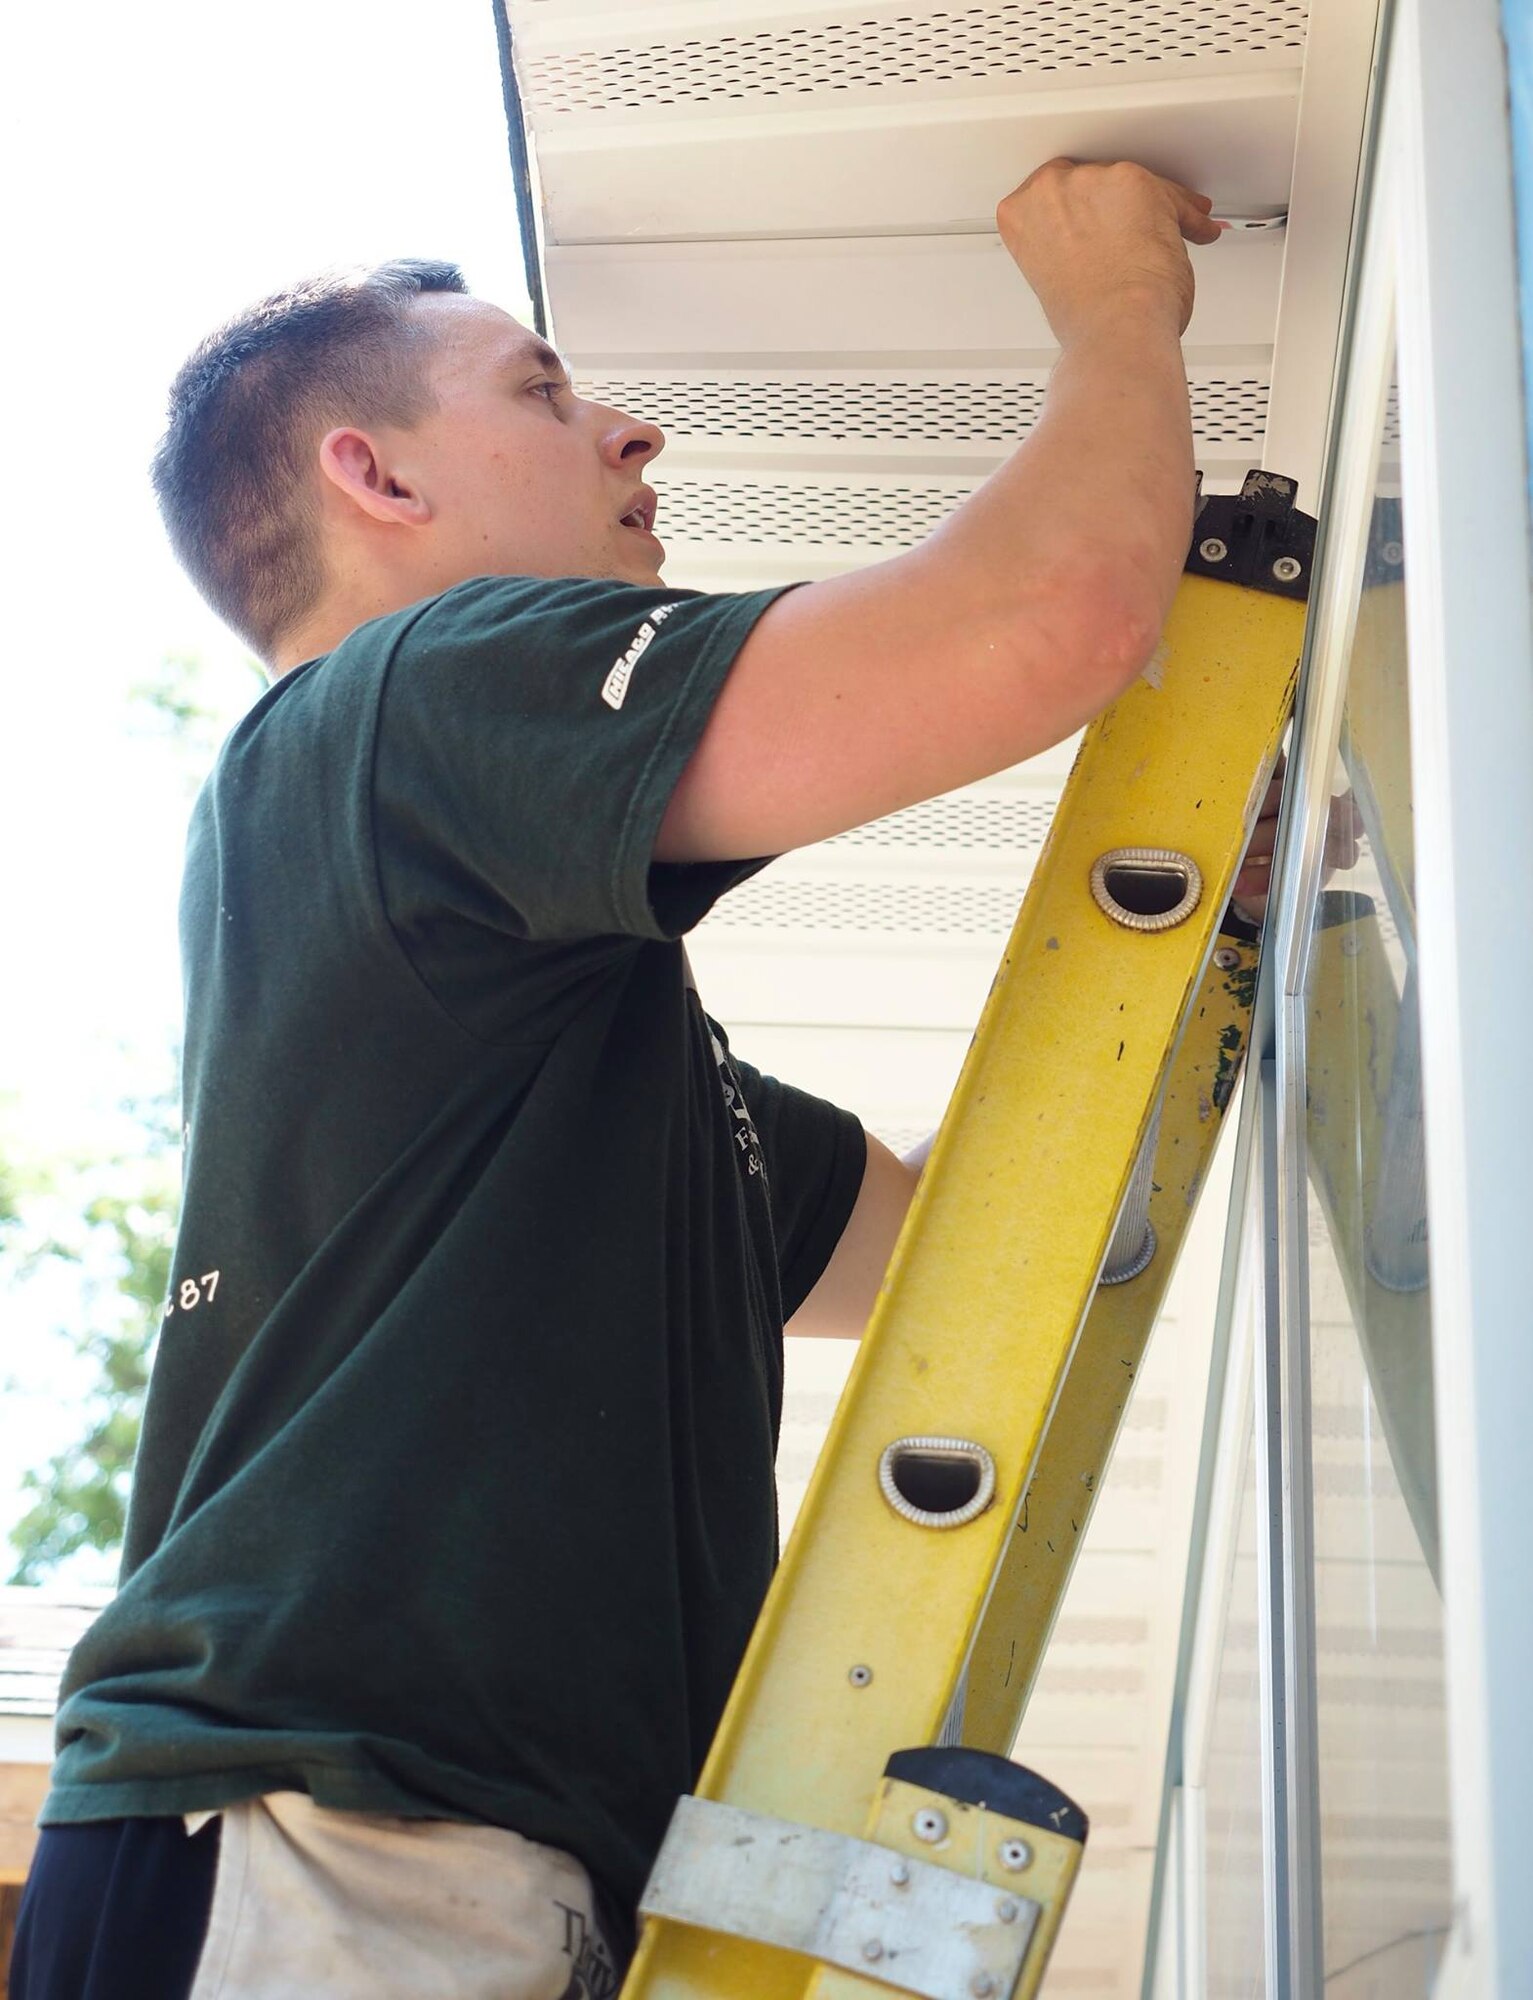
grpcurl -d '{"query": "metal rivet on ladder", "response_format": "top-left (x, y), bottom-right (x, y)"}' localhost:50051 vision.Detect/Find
top-left (913, 1808), bottom-right (949, 1844)
top-left (878, 1437), bottom-right (997, 1530)
top-left (999, 1838), bottom-right (1033, 1871)
top-left (1100, 1095), bottom-right (1164, 1287)
top-left (1213, 945), bottom-right (1242, 971)
top-left (1100, 1221), bottom-right (1157, 1286)
top-left (847, 1664), bottom-right (873, 1688)
top-left (862, 1939), bottom-right (885, 1964)
top-left (1199, 536), bottom-right (1228, 562)
top-left (1090, 848), bottom-right (1203, 933)
top-left (1271, 555), bottom-right (1303, 582)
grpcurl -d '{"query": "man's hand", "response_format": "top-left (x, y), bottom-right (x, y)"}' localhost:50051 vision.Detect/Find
top-left (1228, 757), bottom-right (1365, 924)
top-left (996, 158), bottom-right (1226, 347)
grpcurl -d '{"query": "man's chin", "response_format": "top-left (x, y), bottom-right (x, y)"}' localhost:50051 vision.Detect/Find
top-left (610, 527), bottom-right (667, 586)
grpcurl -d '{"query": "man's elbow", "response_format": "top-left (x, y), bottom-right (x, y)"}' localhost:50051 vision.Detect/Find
top-left (1063, 567), bottom-right (1168, 698)
top-left (1003, 577), bottom-right (1166, 746)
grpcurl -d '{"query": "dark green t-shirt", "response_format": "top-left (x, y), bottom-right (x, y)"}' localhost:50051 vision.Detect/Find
top-left (43, 575), bottom-right (866, 1938)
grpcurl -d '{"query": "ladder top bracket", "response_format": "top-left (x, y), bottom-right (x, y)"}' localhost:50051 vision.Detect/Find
top-left (1187, 467), bottom-right (1318, 600)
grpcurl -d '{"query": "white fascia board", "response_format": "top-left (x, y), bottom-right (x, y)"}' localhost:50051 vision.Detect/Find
top-left (531, 77), bottom-right (1298, 244)
top-left (1262, 0), bottom-right (1385, 504)
top-left (545, 233), bottom-right (1282, 358)
top-left (682, 941), bottom-right (1008, 1033)
top-left (0, 1713), bottom-right (55, 1763)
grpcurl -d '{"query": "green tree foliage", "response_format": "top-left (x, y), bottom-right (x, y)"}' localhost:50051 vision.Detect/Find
top-left (5, 650), bottom-right (261, 1585)
top-left (0, 1147), bottom-right (22, 1244)
top-left (5, 1104), bottom-right (179, 1582)
top-left (126, 652), bottom-right (254, 773)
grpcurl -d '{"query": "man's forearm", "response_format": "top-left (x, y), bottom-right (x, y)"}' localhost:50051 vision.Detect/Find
top-left (923, 304), bottom-right (1197, 649)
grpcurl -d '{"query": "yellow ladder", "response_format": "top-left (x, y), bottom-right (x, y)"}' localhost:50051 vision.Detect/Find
top-left (624, 472), bottom-right (1316, 2000)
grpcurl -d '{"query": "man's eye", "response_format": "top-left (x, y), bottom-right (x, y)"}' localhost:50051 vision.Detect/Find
top-left (532, 379), bottom-right (567, 403)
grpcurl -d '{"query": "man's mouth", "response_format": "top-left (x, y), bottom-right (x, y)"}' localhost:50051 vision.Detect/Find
top-left (619, 489), bottom-right (659, 536)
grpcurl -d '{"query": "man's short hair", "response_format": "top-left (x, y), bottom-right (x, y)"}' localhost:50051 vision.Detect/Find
top-left (152, 259), bottom-right (469, 661)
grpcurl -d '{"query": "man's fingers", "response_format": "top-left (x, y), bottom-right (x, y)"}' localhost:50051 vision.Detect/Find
top-left (1245, 817), bottom-right (1279, 859)
top-left (1162, 179), bottom-right (1224, 244)
top-left (1325, 791), bottom-right (1364, 871)
top-left (1180, 209), bottom-right (1225, 247)
top-left (1324, 821), bottom-right (1361, 871)
top-left (1237, 780), bottom-right (1364, 903)
top-left (1233, 860), bottom-right (1273, 905)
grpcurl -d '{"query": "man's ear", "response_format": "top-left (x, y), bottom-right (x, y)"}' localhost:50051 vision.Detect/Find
top-left (317, 428), bottom-right (432, 527)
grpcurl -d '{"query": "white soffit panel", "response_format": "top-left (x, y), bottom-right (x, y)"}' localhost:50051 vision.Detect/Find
top-left (515, 1), bottom-right (1303, 242)
top-left (512, 2), bottom-right (1303, 604)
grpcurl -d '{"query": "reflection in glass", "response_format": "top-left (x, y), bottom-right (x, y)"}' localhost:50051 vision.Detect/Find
top-left (1302, 348), bottom-right (1452, 1995)
top-left (1202, 1357), bottom-right (1267, 2000)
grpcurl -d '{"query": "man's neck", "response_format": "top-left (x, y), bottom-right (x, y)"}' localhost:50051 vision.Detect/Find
top-left (272, 586), bottom-right (402, 677)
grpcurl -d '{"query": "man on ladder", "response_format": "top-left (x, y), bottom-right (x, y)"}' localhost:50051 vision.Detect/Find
top-left (12, 161), bottom-right (1263, 1998)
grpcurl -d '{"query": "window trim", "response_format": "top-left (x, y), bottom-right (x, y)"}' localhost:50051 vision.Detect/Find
top-left (1146, 0), bottom-right (1533, 1988)
top-left (1391, 0), bottom-right (1533, 1985)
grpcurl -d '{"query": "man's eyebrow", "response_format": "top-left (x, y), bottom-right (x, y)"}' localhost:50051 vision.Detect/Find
top-left (498, 337), bottom-right (569, 379)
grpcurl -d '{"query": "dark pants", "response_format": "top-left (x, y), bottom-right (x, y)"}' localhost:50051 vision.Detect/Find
top-left (9, 1820), bottom-right (219, 2000)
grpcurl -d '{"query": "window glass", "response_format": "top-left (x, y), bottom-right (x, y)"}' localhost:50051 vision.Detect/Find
top-left (1302, 343), bottom-right (1453, 1995)
top-left (1202, 1237), bottom-right (1266, 1999)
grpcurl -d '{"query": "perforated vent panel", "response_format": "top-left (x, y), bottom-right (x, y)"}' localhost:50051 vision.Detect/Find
top-left (581, 375), bottom-right (1272, 451)
top-left (661, 477), bottom-right (973, 546)
top-left (705, 788), bottom-right (1054, 944)
top-left (874, 1124), bottom-right (939, 1158)
top-left (1382, 381), bottom-right (1401, 447)
top-left (715, 875), bottom-right (1024, 937)
top-left (584, 376), bottom-right (1051, 444)
top-left (824, 790), bottom-right (1058, 852)
top-left (524, 2), bottom-right (1310, 115)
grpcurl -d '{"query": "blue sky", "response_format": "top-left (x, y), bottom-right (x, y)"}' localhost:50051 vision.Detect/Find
top-left (2, 0), bottom-right (532, 1563)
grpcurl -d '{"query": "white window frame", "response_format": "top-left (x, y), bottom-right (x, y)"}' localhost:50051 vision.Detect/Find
top-left (1145, 0), bottom-right (1533, 1990)
top-left (1391, 0), bottom-right (1533, 1988)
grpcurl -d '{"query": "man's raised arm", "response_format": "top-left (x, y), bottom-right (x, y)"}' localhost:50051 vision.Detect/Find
top-left (656, 158), bottom-right (1224, 865)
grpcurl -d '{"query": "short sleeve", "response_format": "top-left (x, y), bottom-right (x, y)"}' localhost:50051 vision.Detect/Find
top-left (728, 1050), bottom-right (867, 1320)
top-left (373, 575), bottom-right (799, 944)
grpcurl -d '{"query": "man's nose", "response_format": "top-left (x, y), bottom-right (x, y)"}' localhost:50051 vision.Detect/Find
top-left (594, 406), bottom-right (665, 467)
